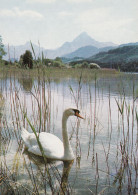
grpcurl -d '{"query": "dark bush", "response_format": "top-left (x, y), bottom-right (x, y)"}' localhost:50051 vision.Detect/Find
top-left (22, 50), bottom-right (33, 69)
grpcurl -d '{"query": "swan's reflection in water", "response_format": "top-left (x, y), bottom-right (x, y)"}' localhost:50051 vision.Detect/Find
top-left (61, 160), bottom-right (73, 193)
top-left (23, 149), bottom-right (73, 194)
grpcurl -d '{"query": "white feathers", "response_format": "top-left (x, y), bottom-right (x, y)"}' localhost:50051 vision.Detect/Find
top-left (21, 108), bottom-right (80, 161)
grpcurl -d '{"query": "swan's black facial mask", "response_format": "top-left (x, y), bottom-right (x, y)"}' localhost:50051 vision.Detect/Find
top-left (73, 109), bottom-right (84, 119)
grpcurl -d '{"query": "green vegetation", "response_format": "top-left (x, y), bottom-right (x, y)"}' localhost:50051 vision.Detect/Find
top-left (20, 50), bottom-right (33, 69)
top-left (87, 45), bottom-right (138, 72)
top-left (0, 65), bottom-right (118, 83)
top-left (0, 35), bottom-right (6, 60)
top-left (1, 35), bottom-right (137, 72)
top-left (63, 45), bottom-right (138, 72)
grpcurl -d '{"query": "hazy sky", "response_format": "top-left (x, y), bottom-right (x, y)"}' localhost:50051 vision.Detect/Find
top-left (0, 0), bottom-right (138, 49)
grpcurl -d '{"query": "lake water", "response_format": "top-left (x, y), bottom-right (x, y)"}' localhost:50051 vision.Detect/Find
top-left (0, 70), bottom-right (137, 194)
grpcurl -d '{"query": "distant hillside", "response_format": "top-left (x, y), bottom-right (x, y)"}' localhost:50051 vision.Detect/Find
top-left (63, 45), bottom-right (115, 59)
top-left (87, 45), bottom-right (138, 72)
top-left (62, 45), bottom-right (98, 58)
top-left (4, 42), bottom-right (45, 61)
top-left (3, 32), bottom-right (116, 60)
top-left (61, 57), bottom-right (84, 63)
top-left (119, 42), bottom-right (138, 47)
top-left (46, 32), bottom-right (116, 58)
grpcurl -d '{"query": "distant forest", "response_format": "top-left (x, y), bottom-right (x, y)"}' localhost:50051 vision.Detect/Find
top-left (85, 45), bottom-right (138, 72)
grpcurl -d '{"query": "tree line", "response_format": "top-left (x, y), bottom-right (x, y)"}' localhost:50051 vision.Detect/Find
top-left (0, 35), bottom-right (66, 69)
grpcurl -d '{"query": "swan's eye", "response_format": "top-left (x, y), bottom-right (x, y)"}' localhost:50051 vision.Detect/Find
top-left (73, 109), bottom-right (80, 115)
top-left (73, 109), bottom-right (84, 119)
top-left (76, 110), bottom-right (80, 115)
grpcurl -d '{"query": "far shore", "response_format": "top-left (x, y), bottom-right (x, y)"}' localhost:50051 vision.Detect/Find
top-left (0, 64), bottom-right (120, 80)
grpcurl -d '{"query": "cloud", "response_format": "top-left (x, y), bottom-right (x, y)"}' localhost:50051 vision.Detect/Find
top-left (0, 7), bottom-right (44, 21)
top-left (75, 7), bottom-right (135, 43)
top-left (75, 7), bottom-right (133, 28)
top-left (67, 0), bottom-right (92, 3)
top-left (58, 11), bottom-right (73, 17)
top-left (26, 0), bottom-right (56, 3)
top-left (76, 8), bottom-right (109, 24)
top-left (27, 0), bottom-right (92, 4)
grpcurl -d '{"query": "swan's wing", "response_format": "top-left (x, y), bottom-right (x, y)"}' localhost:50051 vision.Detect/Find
top-left (21, 128), bottom-right (39, 148)
top-left (28, 132), bottom-right (64, 160)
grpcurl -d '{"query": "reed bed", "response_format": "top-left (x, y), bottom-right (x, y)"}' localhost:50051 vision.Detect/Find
top-left (0, 68), bottom-right (137, 194)
top-left (0, 65), bottom-right (119, 82)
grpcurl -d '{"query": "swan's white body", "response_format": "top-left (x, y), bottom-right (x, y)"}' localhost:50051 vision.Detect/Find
top-left (21, 129), bottom-right (66, 160)
top-left (21, 108), bottom-right (83, 161)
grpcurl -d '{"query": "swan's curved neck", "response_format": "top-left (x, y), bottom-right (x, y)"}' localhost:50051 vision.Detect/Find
top-left (62, 112), bottom-right (74, 160)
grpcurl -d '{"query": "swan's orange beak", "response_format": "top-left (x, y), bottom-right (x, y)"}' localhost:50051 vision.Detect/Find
top-left (75, 112), bottom-right (84, 119)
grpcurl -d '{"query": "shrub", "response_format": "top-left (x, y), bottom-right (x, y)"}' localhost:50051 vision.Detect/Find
top-left (82, 61), bottom-right (89, 68)
top-left (22, 50), bottom-right (33, 69)
top-left (74, 63), bottom-right (82, 68)
top-left (55, 57), bottom-right (62, 62)
top-left (43, 59), bottom-right (53, 66)
top-left (89, 63), bottom-right (100, 69)
top-left (0, 35), bottom-right (6, 60)
top-left (53, 61), bottom-right (62, 67)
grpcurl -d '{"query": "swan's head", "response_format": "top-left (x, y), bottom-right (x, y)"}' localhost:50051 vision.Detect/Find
top-left (64, 108), bottom-right (84, 119)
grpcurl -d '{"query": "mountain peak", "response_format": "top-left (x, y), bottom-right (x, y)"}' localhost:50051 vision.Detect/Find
top-left (73, 32), bottom-right (94, 42)
top-left (3, 32), bottom-right (117, 60)
top-left (78, 32), bottom-right (89, 37)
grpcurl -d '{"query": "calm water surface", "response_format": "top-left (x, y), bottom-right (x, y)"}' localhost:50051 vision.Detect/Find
top-left (0, 72), bottom-right (137, 194)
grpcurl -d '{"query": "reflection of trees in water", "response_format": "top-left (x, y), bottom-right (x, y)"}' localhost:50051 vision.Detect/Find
top-left (98, 75), bottom-right (138, 98)
top-left (18, 77), bottom-right (34, 92)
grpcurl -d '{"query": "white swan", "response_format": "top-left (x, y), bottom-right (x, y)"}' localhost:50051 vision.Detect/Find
top-left (21, 108), bottom-right (83, 161)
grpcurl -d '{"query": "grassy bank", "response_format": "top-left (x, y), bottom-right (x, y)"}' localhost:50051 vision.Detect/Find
top-left (0, 65), bottom-right (119, 81)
